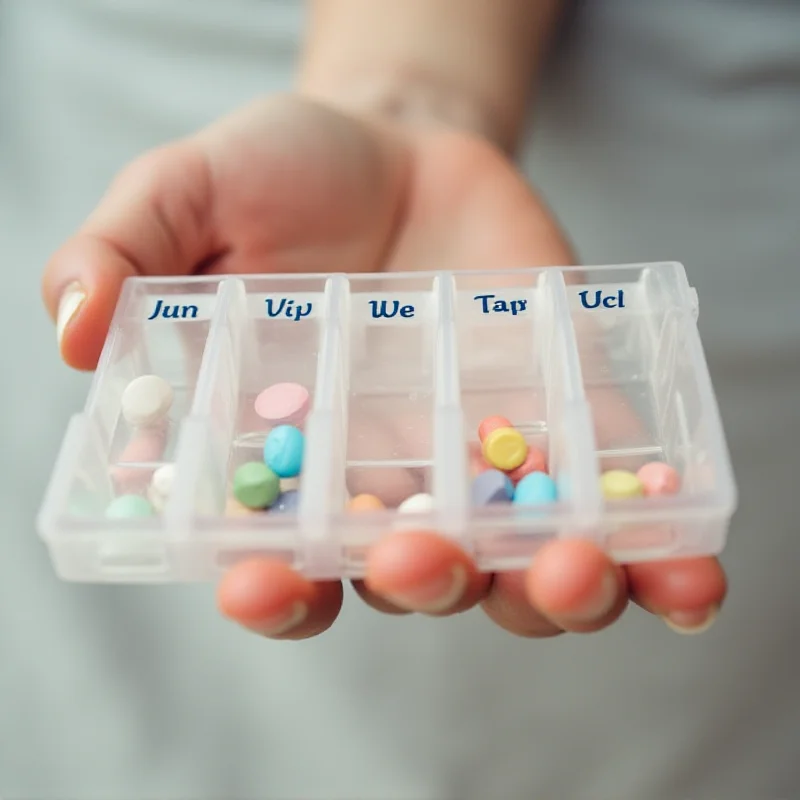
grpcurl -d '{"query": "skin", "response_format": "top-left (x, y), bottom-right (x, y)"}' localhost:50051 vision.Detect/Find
top-left (41, 96), bottom-right (726, 640)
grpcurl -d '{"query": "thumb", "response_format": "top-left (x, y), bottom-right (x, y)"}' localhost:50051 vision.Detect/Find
top-left (41, 141), bottom-right (216, 370)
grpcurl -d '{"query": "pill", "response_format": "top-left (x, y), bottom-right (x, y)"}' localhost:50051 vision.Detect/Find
top-left (254, 382), bottom-right (310, 426)
top-left (233, 461), bottom-right (280, 509)
top-left (513, 471), bottom-right (558, 505)
top-left (347, 494), bottom-right (386, 512)
top-left (111, 424), bottom-right (168, 492)
top-left (105, 494), bottom-right (155, 519)
top-left (263, 425), bottom-right (305, 479)
top-left (471, 469), bottom-right (514, 505)
top-left (600, 469), bottom-right (644, 500)
top-left (482, 427), bottom-right (528, 471)
top-left (506, 446), bottom-right (548, 484)
top-left (272, 490), bottom-right (300, 514)
top-left (121, 375), bottom-right (174, 426)
top-left (636, 462), bottom-right (681, 496)
top-left (397, 493), bottom-right (435, 513)
top-left (478, 415), bottom-right (513, 442)
top-left (147, 464), bottom-right (176, 511)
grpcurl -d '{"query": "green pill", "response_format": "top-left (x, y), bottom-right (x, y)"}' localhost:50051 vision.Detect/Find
top-left (233, 461), bottom-right (280, 509)
top-left (105, 494), bottom-right (155, 519)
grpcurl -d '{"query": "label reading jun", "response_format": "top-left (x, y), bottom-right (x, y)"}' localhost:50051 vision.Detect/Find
top-left (147, 299), bottom-right (199, 320)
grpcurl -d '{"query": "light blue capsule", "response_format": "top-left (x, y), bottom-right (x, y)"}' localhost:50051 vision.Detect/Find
top-left (263, 425), bottom-right (305, 479)
top-left (513, 471), bottom-right (558, 506)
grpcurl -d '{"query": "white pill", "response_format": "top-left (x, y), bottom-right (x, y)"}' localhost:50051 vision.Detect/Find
top-left (397, 493), bottom-right (435, 513)
top-left (121, 375), bottom-right (174, 426)
top-left (148, 464), bottom-right (176, 511)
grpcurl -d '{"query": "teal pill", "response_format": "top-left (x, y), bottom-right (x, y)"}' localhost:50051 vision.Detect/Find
top-left (233, 461), bottom-right (280, 509)
top-left (513, 471), bottom-right (558, 505)
top-left (263, 425), bottom-right (305, 479)
top-left (105, 494), bottom-right (155, 519)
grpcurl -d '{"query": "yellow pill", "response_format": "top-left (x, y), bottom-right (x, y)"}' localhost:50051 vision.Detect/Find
top-left (600, 470), bottom-right (644, 500)
top-left (482, 427), bottom-right (528, 471)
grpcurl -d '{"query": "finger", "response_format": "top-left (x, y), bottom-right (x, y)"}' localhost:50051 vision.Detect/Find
top-left (364, 531), bottom-right (491, 616)
top-left (42, 142), bottom-right (216, 369)
top-left (524, 539), bottom-right (628, 633)
top-left (481, 571), bottom-right (564, 638)
top-left (217, 558), bottom-right (343, 640)
top-left (351, 580), bottom-right (413, 615)
top-left (626, 557), bottom-right (727, 634)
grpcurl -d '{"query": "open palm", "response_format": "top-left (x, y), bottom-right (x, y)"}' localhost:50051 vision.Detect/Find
top-left (43, 95), bottom-right (726, 639)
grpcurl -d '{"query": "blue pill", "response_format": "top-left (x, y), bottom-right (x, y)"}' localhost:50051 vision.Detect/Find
top-left (471, 469), bottom-right (514, 506)
top-left (513, 471), bottom-right (558, 505)
top-left (272, 489), bottom-right (300, 514)
top-left (263, 425), bottom-right (305, 478)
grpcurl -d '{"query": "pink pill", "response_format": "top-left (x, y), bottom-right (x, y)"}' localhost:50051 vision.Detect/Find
top-left (254, 383), bottom-right (310, 426)
top-left (636, 462), bottom-right (681, 496)
top-left (111, 424), bottom-right (168, 492)
top-left (506, 446), bottom-right (548, 484)
top-left (478, 415), bottom-right (513, 443)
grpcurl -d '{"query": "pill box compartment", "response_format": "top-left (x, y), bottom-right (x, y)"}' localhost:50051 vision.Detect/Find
top-left (38, 263), bottom-right (737, 582)
top-left (39, 278), bottom-right (221, 576)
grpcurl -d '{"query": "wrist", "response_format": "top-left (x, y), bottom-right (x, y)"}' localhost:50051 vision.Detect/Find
top-left (296, 69), bottom-right (518, 154)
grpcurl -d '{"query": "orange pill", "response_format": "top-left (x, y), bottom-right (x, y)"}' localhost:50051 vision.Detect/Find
top-left (636, 462), bottom-right (681, 496)
top-left (347, 494), bottom-right (386, 512)
top-left (506, 446), bottom-right (548, 483)
top-left (478, 415), bottom-right (513, 442)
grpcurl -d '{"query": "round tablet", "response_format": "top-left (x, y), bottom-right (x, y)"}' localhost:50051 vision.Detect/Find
top-left (482, 427), bottom-right (528, 471)
top-left (347, 494), bottom-right (386, 512)
top-left (272, 490), bottom-right (300, 514)
top-left (121, 375), bottom-right (174, 426)
top-left (105, 494), bottom-right (155, 519)
top-left (397, 493), bottom-right (435, 513)
top-left (636, 462), bottom-right (681, 496)
top-left (233, 461), bottom-right (280, 509)
top-left (477, 415), bottom-right (513, 443)
top-left (263, 425), bottom-right (305, 479)
top-left (506, 446), bottom-right (548, 484)
top-left (471, 469), bottom-right (514, 506)
top-left (513, 471), bottom-right (558, 505)
top-left (600, 469), bottom-right (644, 500)
top-left (254, 382), bottom-right (310, 426)
top-left (148, 464), bottom-right (176, 511)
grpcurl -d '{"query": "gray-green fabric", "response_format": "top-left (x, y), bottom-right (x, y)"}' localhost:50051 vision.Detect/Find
top-left (1, 1), bottom-right (798, 798)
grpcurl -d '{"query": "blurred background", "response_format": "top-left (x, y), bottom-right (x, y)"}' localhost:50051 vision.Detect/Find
top-left (1, 1), bottom-right (799, 798)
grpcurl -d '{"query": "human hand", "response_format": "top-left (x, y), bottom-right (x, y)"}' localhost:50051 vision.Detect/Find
top-left (42, 95), bottom-right (726, 639)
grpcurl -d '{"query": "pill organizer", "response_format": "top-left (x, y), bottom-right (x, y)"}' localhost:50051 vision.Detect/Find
top-left (37, 262), bottom-right (737, 583)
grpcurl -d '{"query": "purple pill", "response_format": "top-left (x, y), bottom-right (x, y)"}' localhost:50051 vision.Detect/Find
top-left (471, 469), bottom-right (514, 506)
top-left (272, 490), bottom-right (300, 514)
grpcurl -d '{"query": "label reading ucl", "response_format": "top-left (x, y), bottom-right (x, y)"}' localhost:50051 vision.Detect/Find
top-left (577, 289), bottom-right (625, 309)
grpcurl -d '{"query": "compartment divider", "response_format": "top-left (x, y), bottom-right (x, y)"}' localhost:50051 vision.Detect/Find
top-left (165, 278), bottom-right (248, 533)
top-left (298, 276), bottom-right (350, 570)
top-left (539, 269), bottom-right (603, 527)
top-left (432, 273), bottom-right (468, 534)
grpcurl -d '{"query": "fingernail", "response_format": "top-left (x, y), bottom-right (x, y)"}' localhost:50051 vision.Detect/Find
top-left (387, 564), bottom-right (468, 613)
top-left (663, 605), bottom-right (718, 635)
top-left (568, 570), bottom-right (618, 622)
top-left (257, 601), bottom-right (308, 636)
top-left (56, 281), bottom-right (86, 351)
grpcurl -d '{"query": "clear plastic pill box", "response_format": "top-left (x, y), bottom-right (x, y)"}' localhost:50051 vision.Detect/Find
top-left (38, 263), bottom-right (737, 583)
